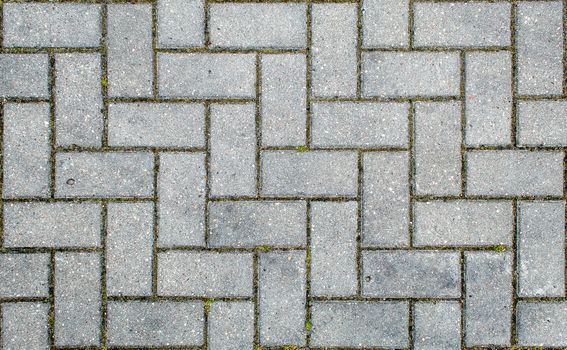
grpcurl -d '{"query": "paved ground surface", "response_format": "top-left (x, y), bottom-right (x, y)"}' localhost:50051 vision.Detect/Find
top-left (0, 1), bottom-right (566, 349)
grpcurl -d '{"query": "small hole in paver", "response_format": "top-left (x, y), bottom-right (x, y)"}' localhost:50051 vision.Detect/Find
top-left (365, 276), bottom-right (372, 282)
top-left (66, 178), bottom-right (75, 186)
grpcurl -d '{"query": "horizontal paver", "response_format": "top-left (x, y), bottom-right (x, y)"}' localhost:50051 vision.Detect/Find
top-left (0, 254), bottom-right (50, 298)
top-left (517, 302), bottom-right (567, 346)
top-left (0, 54), bottom-right (48, 98)
top-left (362, 0), bottom-right (409, 48)
top-left (208, 301), bottom-right (254, 350)
top-left (2, 303), bottom-right (49, 350)
top-left (157, 0), bottom-right (204, 47)
top-left (518, 101), bottom-right (567, 146)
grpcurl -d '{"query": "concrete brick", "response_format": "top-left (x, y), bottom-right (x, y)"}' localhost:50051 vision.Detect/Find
top-left (157, 0), bottom-right (204, 48)
top-left (3, 202), bottom-right (101, 248)
top-left (158, 251), bottom-right (253, 297)
top-left (208, 301), bottom-right (254, 350)
top-left (107, 202), bottom-right (154, 296)
top-left (312, 4), bottom-right (357, 97)
top-left (518, 201), bottom-right (565, 297)
top-left (2, 303), bottom-right (49, 350)
top-left (0, 254), bottom-right (50, 298)
top-left (158, 53), bottom-right (255, 98)
top-left (3, 4), bottom-right (101, 47)
top-left (414, 2), bottom-right (510, 47)
top-left (312, 102), bottom-right (409, 148)
top-left (259, 251), bottom-right (306, 346)
top-left (465, 252), bottom-right (512, 347)
top-left (311, 301), bottom-right (408, 348)
top-left (414, 102), bottom-right (462, 195)
top-left (414, 201), bottom-right (513, 247)
top-left (107, 301), bottom-right (204, 347)
top-left (465, 51), bottom-right (512, 146)
top-left (107, 4), bottom-right (153, 97)
top-left (362, 152), bottom-right (409, 247)
top-left (261, 151), bottom-right (358, 197)
top-left (261, 54), bottom-right (306, 147)
top-left (55, 53), bottom-right (103, 147)
top-left (0, 54), bottom-right (48, 98)
top-left (414, 302), bottom-right (461, 350)
top-left (362, 250), bottom-right (461, 298)
top-left (108, 103), bottom-right (205, 147)
top-left (518, 100), bottom-right (567, 146)
top-left (362, 0), bottom-right (409, 48)
top-left (363, 52), bottom-right (460, 97)
top-left (210, 104), bottom-right (256, 197)
top-left (3, 103), bottom-right (50, 197)
top-left (158, 153), bottom-right (206, 246)
top-left (208, 201), bottom-right (306, 248)
top-left (55, 152), bottom-right (154, 198)
top-left (210, 4), bottom-right (306, 48)
top-left (55, 253), bottom-right (101, 347)
top-left (466, 150), bottom-right (564, 196)
top-left (517, 301), bottom-right (567, 347)
top-left (517, 1), bottom-right (564, 95)
top-left (311, 201), bottom-right (357, 296)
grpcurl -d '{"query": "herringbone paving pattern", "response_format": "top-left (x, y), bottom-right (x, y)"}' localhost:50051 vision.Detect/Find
top-left (0, 0), bottom-right (566, 349)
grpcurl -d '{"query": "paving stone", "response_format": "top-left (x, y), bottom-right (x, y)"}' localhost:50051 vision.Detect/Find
top-left (107, 202), bottom-right (154, 296)
top-left (413, 301), bottom-right (461, 350)
top-left (465, 252), bottom-right (512, 347)
top-left (414, 101), bottom-right (461, 196)
top-left (261, 151), bottom-right (358, 197)
top-left (0, 254), bottom-right (50, 298)
top-left (3, 202), bottom-right (101, 248)
top-left (414, 200), bottom-right (513, 247)
top-left (157, 0), bottom-right (204, 48)
top-left (362, 0), bottom-right (409, 48)
top-left (517, 201), bottom-right (565, 297)
top-left (362, 250), bottom-right (461, 298)
top-left (465, 51), bottom-right (512, 146)
top-left (55, 152), bottom-right (154, 198)
top-left (2, 103), bottom-right (50, 198)
top-left (311, 4), bottom-right (357, 97)
top-left (312, 102), bottom-right (409, 148)
top-left (108, 103), bottom-right (205, 147)
top-left (311, 301), bottom-right (408, 348)
top-left (158, 53), bottom-right (256, 98)
top-left (261, 54), bottom-right (306, 147)
top-left (107, 4), bottom-right (153, 97)
top-left (414, 2), bottom-right (510, 47)
top-left (158, 251), bottom-right (253, 297)
top-left (1, 303), bottom-right (49, 350)
top-left (517, 100), bottom-right (567, 146)
top-left (55, 53), bottom-right (103, 147)
top-left (362, 152), bottom-right (409, 247)
top-left (210, 104), bottom-right (256, 197)
top-left (3, 4), bottom-right (101, 47)
top-left (208, 301), bottom-right (254, 350)
top-left (362, 52), bottom-right (460, 97)
top-left (311, 201), bottom-right (357, 296)
top-left (208, 201), bottom-right (306, 248)
top-left (259, 251), bottom-right (306, 346)
top-left (0, 55), bottom-right (48, 99)
top-left (516, 1), bottom-right (564, 95)
top-left (466, 150), bottom-right (564, 197)
top-left (158, 152), bottom-right (206, 246)
top-left (54, 252), bottom-right (101, 347)
top-left (517, 301), bottom-right (567, 347)
top-left (107, 301), bottom-right (204, 347)
top-left (210, 4), bottom-right (306, 49)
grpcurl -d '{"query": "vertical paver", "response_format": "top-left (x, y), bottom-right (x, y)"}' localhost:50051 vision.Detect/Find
top-left (362, 0), bottom-right (409, 48)
top-left (1, 303), bottom-right (49, 350)
top-left (157, 0), bottom-right (204, 48)
top-left (208, 301), bottom-right (254, 350)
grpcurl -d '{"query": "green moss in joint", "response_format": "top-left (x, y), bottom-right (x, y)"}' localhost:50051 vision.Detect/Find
top-left (204, 298), bottom-right (214, 312)
top-left (295, 145), bottom-right (309, 152)
top-left (493, 245), bottom-right (507, 253)
top-left (101, 77), bottom-right (108, 88)
top-left (256, 245), bottom-right (272, 252)
top-left (305, 319), bottom-right (312, 332)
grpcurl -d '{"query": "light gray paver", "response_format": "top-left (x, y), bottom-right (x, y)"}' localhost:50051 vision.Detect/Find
top-left (210, 4), bottom-right (306, 48)
top-left (3, 4), bottom-right (101, 48)
top-left (208, 201), bottom-right (306, 248)
top-left (55, 53), bottom-right (103, 147)
top-left (157, 0), bottom-right (204, 48)
top-left (518, 100), bottom-right (567, 146)
top-left (0, 54), bottom-right (49, 98)
top-left (208, 301), bottom-right (254, 350)
top-left (158, 251), bottom-right (253, 297)
top-left (362, 0), bottom-right (409, 48)
top-left (3, 103), bottom-right (50, 198)
top-left (517, 301), bottom-right (567, 346)
top-left (259, 251), bottom-right (306, 346)
top-left (3, 202), bottom-right (101, 248)
top-left (413, 302), bottom-right (461, 350)
top-left (311, 301), bottom-right (409, 348)
top-left (362, 250), bottom-right (461, 298)
top-left (107, 301), bottom-right (204, 346)
top-left (518, 201), bottom-right (565, 297)
top-left (0, 254), bottom-right (50, 298)
top-left (312, 102), bottom-right (409, 148)
top-left (55, 253), bottom-right (101, 347)
top-left (2, 303), bottom-right (49, 350)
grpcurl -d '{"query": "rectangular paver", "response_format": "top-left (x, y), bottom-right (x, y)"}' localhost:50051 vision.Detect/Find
top-left (157, 0), bottom-right (204, 48)
top-left (518, 101), bottom-right (567, 146)
top-left (0, 254), bottom-right (50, 298)
top-left (0, 54), bottom-right (49, 98)
top-left (517, 302), bottom-right (567, 347)
top-left (208, 301), bottom-right (254, 350)
top-left (362, 0), bottom-right (409, 48)
top-left (414, 302), bottom-right (461, 350)
top-left (2, 303), bottom-right (49, 350)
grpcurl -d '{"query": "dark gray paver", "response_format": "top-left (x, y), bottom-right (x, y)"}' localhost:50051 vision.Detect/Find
top-left (208, 301), bottom-right (254, 350)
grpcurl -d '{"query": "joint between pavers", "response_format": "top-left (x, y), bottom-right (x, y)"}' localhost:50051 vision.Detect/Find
top-left (49, 52), bottom-right (57, 199)
top-left (100, 201), bottom-right (108, 348)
